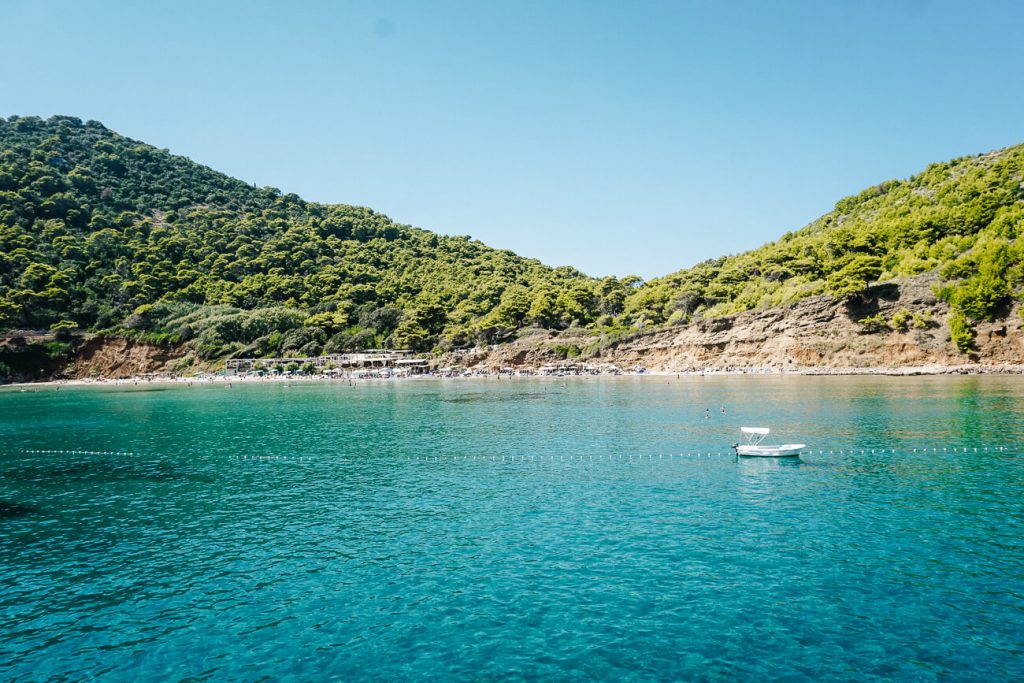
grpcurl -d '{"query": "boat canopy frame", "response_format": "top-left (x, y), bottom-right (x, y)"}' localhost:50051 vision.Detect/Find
top-left (740, 427), bottom-right (770, 445)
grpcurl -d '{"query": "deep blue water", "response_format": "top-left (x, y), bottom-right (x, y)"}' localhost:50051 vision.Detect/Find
top-left (1, 376), bottom-right (1023, 680)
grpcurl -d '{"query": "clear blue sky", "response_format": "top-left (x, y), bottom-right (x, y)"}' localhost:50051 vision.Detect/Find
top-left (3, 1), bottom-right (1023, 279)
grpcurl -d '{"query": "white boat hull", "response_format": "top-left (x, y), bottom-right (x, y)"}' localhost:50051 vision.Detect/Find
top-left (735, 444), bottom-right (805, 457)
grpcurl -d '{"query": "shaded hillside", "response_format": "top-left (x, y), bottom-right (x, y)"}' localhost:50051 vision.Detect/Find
top-left (0, 115), bottom-right (634, 367)
top-left (625, 145), bottom-right (1024, 350)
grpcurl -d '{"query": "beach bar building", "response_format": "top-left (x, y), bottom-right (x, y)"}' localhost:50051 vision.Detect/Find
top-left (226, 350), bottom-right (429, 376)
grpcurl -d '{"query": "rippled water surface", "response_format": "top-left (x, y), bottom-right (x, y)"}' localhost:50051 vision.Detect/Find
top-left (2, 376), bottom-right (1023, 680)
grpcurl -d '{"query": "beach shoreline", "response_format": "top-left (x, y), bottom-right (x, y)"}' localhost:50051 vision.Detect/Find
top-left (3, 363), bottom-right (1023, 390)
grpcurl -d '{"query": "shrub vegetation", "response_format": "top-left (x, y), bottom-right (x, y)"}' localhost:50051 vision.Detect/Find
top-left (1, 116), bottom-right (1022, 367)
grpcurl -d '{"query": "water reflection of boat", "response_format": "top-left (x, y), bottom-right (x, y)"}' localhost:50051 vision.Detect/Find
top-left (732, 427), bottom-right (805, 457)
top-left (736, 455), bottom-right (803, 474)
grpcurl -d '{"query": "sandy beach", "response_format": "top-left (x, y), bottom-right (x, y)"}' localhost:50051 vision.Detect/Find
top-left (5, 362), bottom-right (1023, 391)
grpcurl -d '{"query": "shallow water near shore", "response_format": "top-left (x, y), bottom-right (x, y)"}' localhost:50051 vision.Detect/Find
top-left (1, 376), bottom-right (1023, 680)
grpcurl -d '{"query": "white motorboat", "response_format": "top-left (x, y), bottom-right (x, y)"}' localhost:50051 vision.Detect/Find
top-left (732, 427), bottom-right (805, 457)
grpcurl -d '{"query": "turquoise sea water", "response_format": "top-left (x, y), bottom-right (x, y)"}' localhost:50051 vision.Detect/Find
top-left (1, 376), bottom-right (1023, 680)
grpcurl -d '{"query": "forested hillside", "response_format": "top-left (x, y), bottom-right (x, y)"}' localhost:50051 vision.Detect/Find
top-left (0, 115), bottom-right (634, 363)
top-left (624, 144), bottom-right (1024, 351)
top-left (1, 115), bottom-right (1022, 378)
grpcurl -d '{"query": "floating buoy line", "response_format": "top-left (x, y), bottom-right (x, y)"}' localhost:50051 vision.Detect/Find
top-left (229, 446), bottom-right (1010, 463)
top-left (16, 446), bottom-right (1010, 463)
top-left (21, 449), bottom-right (136, 456)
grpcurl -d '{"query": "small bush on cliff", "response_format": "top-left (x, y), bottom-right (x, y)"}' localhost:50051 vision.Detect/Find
top-left (948, 312), bottom-right (974, 352)
top-left (857, 314), bottom-right (889, 333)
top-left (890, 308), bottom-right (911, 332)
top-left (552, 343), bottom-right (581, 359)
top-left (911, 312), bottom-right (931, 329)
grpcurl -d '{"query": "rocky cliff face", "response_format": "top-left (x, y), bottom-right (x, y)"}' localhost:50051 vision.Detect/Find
top-left (65, 337), bottom-right (191, 378)
top-left (454, 275), bottom-right (1024, 373)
